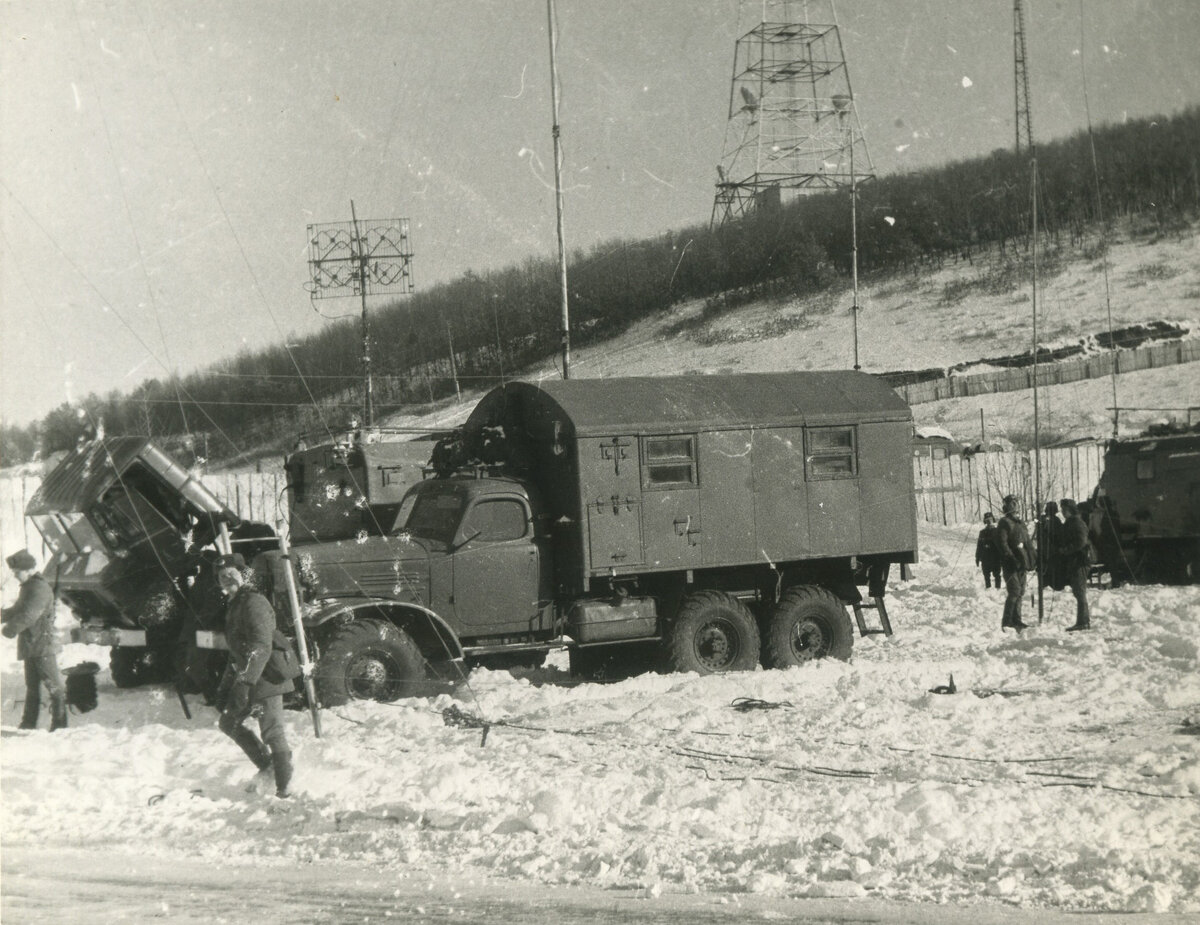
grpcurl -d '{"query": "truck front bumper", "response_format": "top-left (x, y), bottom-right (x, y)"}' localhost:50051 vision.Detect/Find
top-left (71, 626), bottom-right (147, 648)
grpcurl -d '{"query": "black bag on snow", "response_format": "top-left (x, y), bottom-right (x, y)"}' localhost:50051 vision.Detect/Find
top-left (65, 661), bottom-right (101, 713)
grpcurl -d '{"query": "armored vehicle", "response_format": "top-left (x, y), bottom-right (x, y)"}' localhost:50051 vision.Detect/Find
top-left (1092, 425), bottom-right (1200, 583)
top-left (253, 371), bottom-right (919, 705)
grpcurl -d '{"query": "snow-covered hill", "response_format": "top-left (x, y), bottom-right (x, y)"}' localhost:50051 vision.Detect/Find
top-left (3, 523), bottom-right (1197, 914)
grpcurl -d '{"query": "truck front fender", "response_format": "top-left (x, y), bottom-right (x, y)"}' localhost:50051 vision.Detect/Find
top-left (306, 599), bottom-right (464, 663)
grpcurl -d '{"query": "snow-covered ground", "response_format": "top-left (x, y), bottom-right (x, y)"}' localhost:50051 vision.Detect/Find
top-left (3, 523), bottom-right (1197, 914)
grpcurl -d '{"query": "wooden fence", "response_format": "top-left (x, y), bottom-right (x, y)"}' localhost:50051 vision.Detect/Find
top-left (894, 338), bottom-right (1200, 405)
top-left (913, 443), bottom-right (1105, 525)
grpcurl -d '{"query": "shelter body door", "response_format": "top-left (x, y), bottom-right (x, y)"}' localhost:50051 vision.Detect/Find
top-left (581, 436), bottom-right (644, 570)
top-left (640, 434), bottom-right (702, 570)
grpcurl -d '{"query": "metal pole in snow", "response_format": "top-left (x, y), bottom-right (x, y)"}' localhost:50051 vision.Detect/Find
top-left (277, 526), bottom-right (321, 737)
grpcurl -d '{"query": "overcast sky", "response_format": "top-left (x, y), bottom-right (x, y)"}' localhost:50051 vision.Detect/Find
top-left (2, 0), bottom-right (1198, 427)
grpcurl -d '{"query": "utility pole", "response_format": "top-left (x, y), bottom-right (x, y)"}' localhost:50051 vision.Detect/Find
top-left (307, 205), bottom-right (414, 428)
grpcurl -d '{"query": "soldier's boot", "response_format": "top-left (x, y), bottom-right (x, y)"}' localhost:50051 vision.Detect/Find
top-left (49, 694), bottom-right (68, 732)
top-left (230, 725), bottom-right (272, 771)
top-left (272, 750), bottom-right (294, 799)
top-left (18, 698), bottom-right (40, 730)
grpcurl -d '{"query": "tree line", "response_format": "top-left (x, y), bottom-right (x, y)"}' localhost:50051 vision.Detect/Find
top-left (3, 106), bottom-right (1198, 467)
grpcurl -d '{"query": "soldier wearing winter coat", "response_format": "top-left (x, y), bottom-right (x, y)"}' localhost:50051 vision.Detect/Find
top-left (1058, 498), bottom-right (1092, 632)
top-left (1, 549), bottom-right (67, 731)
top-left (974, 512), bottom-right (1002, 588)
top-left (995, 496), bottom-right (1034, 632)
top-left (1035, 501), bottom-right (1066, 592)
top-left (214, 554), bottom-right (295, 798)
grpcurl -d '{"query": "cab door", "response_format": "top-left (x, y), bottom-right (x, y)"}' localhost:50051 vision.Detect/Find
top-left (451, 495), bottom-right (543, 634)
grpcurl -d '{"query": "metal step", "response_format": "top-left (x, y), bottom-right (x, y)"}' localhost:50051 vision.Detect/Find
top-left (852, 597), bottom-right (893, 637)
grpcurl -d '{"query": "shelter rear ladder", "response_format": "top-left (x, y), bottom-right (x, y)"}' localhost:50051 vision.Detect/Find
top-left (852, 597), bottom-right (893, 637)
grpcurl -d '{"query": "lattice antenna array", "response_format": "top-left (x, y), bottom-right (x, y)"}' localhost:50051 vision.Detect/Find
top-left (1013, 0), bottom-right (1034, 155)
top-left (307, 211), bottom-right (414, 427)
top-left (713, 0), bottom-right (874, 226)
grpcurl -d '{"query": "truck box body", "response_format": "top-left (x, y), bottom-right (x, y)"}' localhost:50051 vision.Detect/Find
top-left (460, 371), bottom-right (917, 594)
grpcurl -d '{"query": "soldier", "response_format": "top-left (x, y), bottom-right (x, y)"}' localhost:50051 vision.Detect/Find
top-left (213, 554), bottom-right (295, 798)
top-left (1035, 501), bottom-right (1065, 592)
top-left (974, 512), bottom-right (1002, 589)
top-left (1, 549), bottom-right (67, 731)
top-left (1058, 498), bottom-right (1092, 632)
top-left (995, 495), bottom-right (1034, 632)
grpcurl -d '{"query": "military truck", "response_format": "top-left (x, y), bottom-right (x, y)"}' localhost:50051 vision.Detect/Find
top-left (25, 437), bottom-right (275, 686)
top-left (252, 371), bottom-right (918, 705)
top-left (1091, 424), bottom-right (1200, 584)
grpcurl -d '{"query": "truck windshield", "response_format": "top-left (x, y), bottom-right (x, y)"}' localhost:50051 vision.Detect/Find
top-left (32, 512), bottom-right (105, 555)
top-left (400, 485), bottom-right (466, 544)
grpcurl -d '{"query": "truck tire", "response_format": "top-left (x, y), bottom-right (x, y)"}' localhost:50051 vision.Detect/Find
top-left (314, 618), bottom-right (428, 706)
top-left (665, 590), bottom-right (760, 675)
top-left (110, 645), bottom-right (173, 688)
top-left (763, 586), bottom-right (853, 668)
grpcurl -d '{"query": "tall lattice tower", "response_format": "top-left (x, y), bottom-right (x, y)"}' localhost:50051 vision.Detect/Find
top-left (712, 0), bottom-right (873, 226)
top-left (1013, 0), bottom-right (1034, 155)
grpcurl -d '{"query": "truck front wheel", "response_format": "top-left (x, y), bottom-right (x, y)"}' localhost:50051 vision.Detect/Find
top-left (763, 586), bottom-right (853, 668)
top-left (315, 618), bottom-right (428, 706)
top-left (666, 591), bottom-right (760, 675)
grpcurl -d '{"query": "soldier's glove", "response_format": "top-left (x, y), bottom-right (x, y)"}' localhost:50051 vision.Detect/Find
top-left (1, 624), bottom-right (16, 639)
top-left (225, 681), bottom-right (251, 716)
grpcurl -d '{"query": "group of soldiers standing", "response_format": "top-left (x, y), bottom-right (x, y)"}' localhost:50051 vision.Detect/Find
top-left (975, 495), bottom-right (1094, 632)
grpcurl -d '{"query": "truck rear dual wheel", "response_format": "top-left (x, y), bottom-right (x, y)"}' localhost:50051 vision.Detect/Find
top-left (763, 585), bottom-right (853, 669)
top-left (314, 618), bottom-right (428, 706)
top-left (666, 590), bottom-right (760, 675)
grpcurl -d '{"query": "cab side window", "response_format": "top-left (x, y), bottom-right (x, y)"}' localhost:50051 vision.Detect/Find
top-left (463, 499), bottom-right (528, 542)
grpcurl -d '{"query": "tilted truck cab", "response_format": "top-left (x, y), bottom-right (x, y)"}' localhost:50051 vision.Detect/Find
top-left (24, 437), bottom-right (276, 687)
top-left (275, 371), bottom-right (919, 705)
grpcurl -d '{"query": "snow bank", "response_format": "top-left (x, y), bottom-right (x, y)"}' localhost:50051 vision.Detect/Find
top-left (3, 524), bottom-right (1198, 912)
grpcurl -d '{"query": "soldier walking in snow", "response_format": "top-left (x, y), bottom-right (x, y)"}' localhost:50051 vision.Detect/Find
top-left (1, 549), bottom-right (67, 731)
top-left (1058, 498), bottom-right (1092, 632)
top-left (975, 512), bottom-right (1002, 589)
top-left (213, 554), bottom-right (295, 798)
top-left (996, 495), bottom-right (1034, 632)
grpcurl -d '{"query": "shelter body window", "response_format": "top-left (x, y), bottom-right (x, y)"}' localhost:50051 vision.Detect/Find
top-left (1136, 458), bottom-right (1155, 481)
top-left (806, 426), bottom-right (858, 479)
top-left (643, 436), bottom-right (697, 488)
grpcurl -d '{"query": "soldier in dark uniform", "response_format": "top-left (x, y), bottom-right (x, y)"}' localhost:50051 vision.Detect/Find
top-left (1058, 498), bottom-right (1092, 632)
top-left (995, 495), bottom-right (1034, 632)
top-left (1035, 501), bottom-right (1066, 591)
top-left (2, 549), bottom-right (67, 731)
top-left (975, 512), bottom-right (1002, 588)
top-left (214, 554), bottom-right (294, 798)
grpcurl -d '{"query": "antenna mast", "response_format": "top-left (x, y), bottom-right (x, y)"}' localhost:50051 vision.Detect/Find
top-left (547, 0), bottom-right (571, 379)
top-left (1014, 0), bottom-right (1034, 155)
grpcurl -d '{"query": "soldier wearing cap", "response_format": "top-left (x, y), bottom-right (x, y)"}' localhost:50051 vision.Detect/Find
top-left (995, 495), bottom-right (1034, 632)
top-left (213, 553), bottom-right (294, 798)
top-left (2, 549), bottom-right (67, 730)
